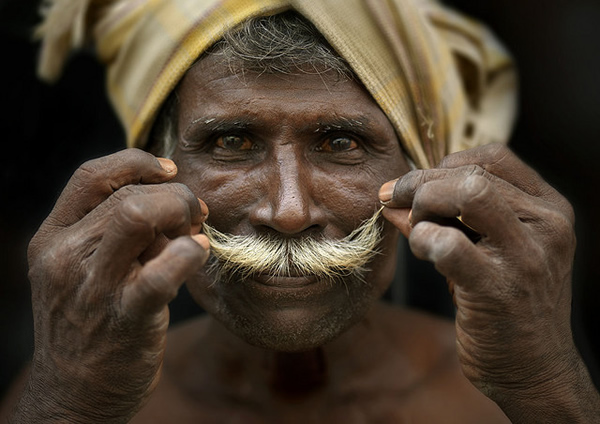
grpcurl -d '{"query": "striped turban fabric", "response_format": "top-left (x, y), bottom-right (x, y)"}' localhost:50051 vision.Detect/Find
top-left (36, 0), bottom-right (516, 169)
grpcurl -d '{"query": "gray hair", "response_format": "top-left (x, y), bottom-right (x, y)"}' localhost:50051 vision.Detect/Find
top-left (149, 11), bottom-right (355, 157)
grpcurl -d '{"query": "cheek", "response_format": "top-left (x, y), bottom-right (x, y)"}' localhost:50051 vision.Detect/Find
top-left (320, 175), bottom-right (377, 222)
top-left (174, 159), bottom-right (263, 229)
top-left (312, 159), bottom-right (405, 221)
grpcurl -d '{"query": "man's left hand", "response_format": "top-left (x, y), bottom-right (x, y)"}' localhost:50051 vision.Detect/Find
top-left (380, 144), bottom-right (599, 422)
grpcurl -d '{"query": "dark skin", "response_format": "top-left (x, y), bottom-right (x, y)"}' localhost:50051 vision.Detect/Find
top-left (4, 54), bottom-right (599, 423)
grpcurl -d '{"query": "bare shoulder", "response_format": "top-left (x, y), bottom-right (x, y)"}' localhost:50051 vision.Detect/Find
top-left (373, 302), bottom-right (457, 352)
top-left (371, 303), bottom-right (510, 422)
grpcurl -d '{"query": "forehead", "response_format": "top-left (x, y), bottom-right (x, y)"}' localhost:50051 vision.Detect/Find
top-left (176, 54), bottom-right (398, 138)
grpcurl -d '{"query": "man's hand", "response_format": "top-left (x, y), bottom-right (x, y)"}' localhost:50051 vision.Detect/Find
top-left (13, 149), bottom-right (209, 424)
top-left (379, 144), bottom-right (599, 423)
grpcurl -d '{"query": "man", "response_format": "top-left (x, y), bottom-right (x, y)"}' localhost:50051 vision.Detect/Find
top-left (4, 0), bottom-right (600, 422)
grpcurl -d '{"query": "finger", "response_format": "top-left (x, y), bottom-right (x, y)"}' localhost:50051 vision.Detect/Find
top-left (409, 221), bottom-right (491, 291)
top-left (87, 182), bottom-right (207, 233)
top-left (411, 175), bottom-right (525, 245)
top-left (380, 166), bottom-right (492, 207)
top-left (380, 165), bottom-right (488, 208)
top-left (139, 195), bottom-right (207, 264)
top-left (381, 207), bottom-right (412, 238)
top-left (379, 164), bottom-right (550, 224)
top-left (121, 234), bottom-right (210, 317)
top-left (47, 149), bottom-right (178, 228)
top-left (93, 190), bottom-right (204, 282)
top-left (438, 144), bottom-right (574, 222)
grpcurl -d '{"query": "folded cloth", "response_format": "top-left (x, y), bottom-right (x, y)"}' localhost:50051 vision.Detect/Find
top-left (36, 0), bottom-right (516, 169)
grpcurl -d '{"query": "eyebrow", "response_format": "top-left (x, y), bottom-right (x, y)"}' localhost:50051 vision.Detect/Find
top-left (305, 116), bottom-right (373, 135)
top-left (182, 115), bottom-right (377, 141)
top-left (183, 116), bottom-right (257, 140)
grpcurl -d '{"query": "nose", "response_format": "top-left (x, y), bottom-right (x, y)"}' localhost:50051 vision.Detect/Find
top-left (249, 149), bottom-right (325, 235)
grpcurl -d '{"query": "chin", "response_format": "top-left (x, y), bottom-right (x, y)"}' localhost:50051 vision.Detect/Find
top-left (187, 271), bottom-right (377, 352)
top-left (215, 301), bottom-right (370, 352)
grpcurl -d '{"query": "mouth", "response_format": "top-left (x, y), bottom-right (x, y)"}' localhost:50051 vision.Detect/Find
top-left (252, 273), bottom-right (319, 288)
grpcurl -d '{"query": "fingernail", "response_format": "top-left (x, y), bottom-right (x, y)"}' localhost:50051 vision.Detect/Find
top-left (157, 157), bottom-right (177, 174)
top-left (192, 233), bottom-right (210, 251)
top-left (198, 198), bottom-right (209, 217)
top-left (379, 179), bottom-right (398, 203)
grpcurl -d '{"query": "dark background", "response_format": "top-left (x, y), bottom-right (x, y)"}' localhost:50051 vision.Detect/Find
top-left (1, 0), bottom-right (599, 398)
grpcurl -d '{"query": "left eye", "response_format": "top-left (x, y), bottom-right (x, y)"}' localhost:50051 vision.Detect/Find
top-left (317, 137), bottom-right (358, 152)
top-left (216, 135), bottom-right (254, 150)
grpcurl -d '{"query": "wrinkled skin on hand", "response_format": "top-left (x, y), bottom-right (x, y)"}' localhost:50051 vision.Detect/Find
top-left (380, 144), bottom-right (588, 421)
top-left (19, 149), bottom-right (209, 423)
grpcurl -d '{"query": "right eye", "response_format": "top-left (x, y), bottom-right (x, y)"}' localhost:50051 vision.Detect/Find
top-left (216, 135), bottom-right (255, 151)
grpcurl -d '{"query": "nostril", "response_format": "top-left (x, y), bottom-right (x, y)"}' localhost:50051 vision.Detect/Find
top-left (256, 223), bottom-right (324, 240)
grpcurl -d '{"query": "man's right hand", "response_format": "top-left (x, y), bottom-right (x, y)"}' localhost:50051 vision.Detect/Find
top-left (12, 149), bottom-right (210, 424)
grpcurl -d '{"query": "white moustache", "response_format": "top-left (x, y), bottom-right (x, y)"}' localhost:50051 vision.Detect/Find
top-left (202, 207), bottom-right (384, 281)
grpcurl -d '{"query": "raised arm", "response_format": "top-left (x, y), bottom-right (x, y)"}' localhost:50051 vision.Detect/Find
top-left (380, 144), bottom-right (600, 423)
top-left (10, 149), bottom-right (209, 424)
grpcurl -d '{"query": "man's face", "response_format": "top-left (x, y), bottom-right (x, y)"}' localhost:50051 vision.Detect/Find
top-left (171, 54), bottom-right (410, 351)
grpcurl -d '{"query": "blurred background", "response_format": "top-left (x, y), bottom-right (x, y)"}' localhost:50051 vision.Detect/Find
top-left (1, 0), bottom-right (599, 398)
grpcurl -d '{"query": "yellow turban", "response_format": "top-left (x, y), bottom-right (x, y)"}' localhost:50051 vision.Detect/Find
top-left (36, 0), bottom-right (516, 169)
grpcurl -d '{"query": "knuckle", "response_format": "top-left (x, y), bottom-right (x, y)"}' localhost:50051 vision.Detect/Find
top-left (110, 184), bottom-right (146, 203)
top-left (461, 164), bottom-right (485, 177)
top-left (112, 196), bottom-right (157, 239)
top-left (117, 195), bottom-right (153, 227)
top-left (117, 184), bottom-right (143, 196)
top-left (71, 149), bottom-right (157, 188)
top-left (437, 150), bottom-right (468, 169)
top-left (461, 174), bottom-right (491, 199)
top-left (482, 142), bottom-right (510, 159)
top-left (409, 222), bottom-right (464, 263)
top-left (121, 147), bottom-right (151, 161)
top-left (72, 158), bottom-right (104, 184)
top-left (113, 190), bottom-right (191, 234)
top-left (118, 148), bottom-right (158, 169)
top-left (547, 192), bottom-right (575, 225)
top-left (540, 208), bottom-right (576, 250)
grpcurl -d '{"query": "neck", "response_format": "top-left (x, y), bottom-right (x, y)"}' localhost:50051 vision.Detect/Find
top-left (266, 349), bottom-right (327, 395)
top-left (196, 305), bottom-right (387, 398)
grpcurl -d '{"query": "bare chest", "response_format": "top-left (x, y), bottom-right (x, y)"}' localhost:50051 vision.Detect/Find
top-left (131, 380), bottom-right (509, 424)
